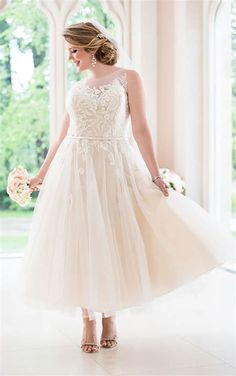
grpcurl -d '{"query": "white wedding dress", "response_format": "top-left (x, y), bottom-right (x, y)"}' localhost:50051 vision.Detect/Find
top-left (18, 68), bottom-right (235, 321)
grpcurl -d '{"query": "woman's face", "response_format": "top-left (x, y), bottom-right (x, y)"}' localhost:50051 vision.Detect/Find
top-left (66, 41), bottom-right (92, 72)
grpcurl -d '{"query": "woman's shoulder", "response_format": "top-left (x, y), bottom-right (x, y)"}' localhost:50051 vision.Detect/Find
top-left (118, 68), bottom-right (142, 87)
top-left (124, 68), bottom-right (142, 80)
top-left (123, 69), bottom-right (143, 93)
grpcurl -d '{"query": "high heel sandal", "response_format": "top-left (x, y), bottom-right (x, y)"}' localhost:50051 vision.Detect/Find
top-left (81, 311), bottom-right (99, 353)
top-left (100, 313), bottom-right (118, 348)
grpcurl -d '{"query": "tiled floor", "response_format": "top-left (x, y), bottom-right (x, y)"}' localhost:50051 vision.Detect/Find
top-left (1, 256), bottom-right (236, 376)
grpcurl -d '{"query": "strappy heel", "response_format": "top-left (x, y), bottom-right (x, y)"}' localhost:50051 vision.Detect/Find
top-left (100, 313), bottom-right (118, 348)
top-left (81, 309), bottom-right (99, 353)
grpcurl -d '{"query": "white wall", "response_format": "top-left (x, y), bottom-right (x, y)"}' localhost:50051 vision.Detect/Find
top-left (157, 0), bottom-right (232, 226)
top-left (130, 0), bottom-right (158, 149)
top-left (157, 0), bottom-right (204, 203)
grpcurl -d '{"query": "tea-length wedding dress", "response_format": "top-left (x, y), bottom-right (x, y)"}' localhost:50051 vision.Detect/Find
top-left (18, 69), bottom-right (235, 321)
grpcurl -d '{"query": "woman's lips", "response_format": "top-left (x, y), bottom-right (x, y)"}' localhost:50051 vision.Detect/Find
top-left (75, 60), bottom-right (80, 67)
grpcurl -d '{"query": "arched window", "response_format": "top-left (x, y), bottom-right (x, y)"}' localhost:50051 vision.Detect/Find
top-left (203, 0), bottom-right (232, 228)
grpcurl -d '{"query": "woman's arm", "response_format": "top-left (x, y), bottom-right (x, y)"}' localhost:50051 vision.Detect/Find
top-left (126, 69), bottom-right (169, 196)
top-left (29, 112), bottom-right (70, 190)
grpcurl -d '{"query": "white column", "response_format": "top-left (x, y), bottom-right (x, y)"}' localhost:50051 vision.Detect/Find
top-left (157, 0), bottom-right (232, 225)
top-left (157, 0), bottom-right (175, 169)
top-left (37, 0), bottom-right (79, 144)
top-left (130, 0), bottom-right (158, 155)
top-left (184, 0), bottom-right (204, 202)
top-left (157, 0), bottom-right (205, 202)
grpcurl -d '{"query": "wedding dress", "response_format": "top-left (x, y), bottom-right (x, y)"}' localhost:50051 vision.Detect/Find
top-left (18, 68), bottom-right (235, 321)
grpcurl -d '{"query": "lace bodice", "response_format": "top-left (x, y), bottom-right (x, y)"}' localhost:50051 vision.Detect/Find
top-left (66, 70), bottom-right (130, 139)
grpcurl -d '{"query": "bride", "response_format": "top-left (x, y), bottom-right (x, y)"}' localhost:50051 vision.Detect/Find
top-left (21, 20), bottom-right (234, 354)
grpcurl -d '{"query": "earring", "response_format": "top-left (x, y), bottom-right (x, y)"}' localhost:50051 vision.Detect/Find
top-left (91, 53), bottom-right (96, 67)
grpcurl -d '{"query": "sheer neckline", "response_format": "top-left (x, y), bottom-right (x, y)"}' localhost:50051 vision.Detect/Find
top-left (80, 68), bottom-right (126, 90)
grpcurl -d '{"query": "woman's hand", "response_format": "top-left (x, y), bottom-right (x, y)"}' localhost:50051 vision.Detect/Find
top-left (28, 176), bottom-right (43, 191)
top-left (153, 176), bottom-right (169, 197)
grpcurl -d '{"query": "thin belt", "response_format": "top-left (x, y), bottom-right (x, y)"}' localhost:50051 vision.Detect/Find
top-left (67, 135), bottom-right (127, 140)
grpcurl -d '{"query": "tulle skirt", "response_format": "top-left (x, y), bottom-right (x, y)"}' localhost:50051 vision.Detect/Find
top-left (17, 134), bottom-right (235, 320)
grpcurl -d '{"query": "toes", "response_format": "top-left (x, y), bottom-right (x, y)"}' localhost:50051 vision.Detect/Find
top-left (88, 345), bottom-right (95, 352)
top-left (82, 344), bottom-right (97, 352)
top-left (101, 339), bottom-right (115, 347)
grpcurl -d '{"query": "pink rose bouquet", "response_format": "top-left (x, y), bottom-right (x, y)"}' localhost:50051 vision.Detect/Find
top-left (7, 166), bottom-right (41, 207)
top-left (160, 168), bottom-right (186, 195)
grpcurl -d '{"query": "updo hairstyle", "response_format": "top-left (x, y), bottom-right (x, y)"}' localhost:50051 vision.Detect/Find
top-left (63, 21), bottom-right (118, 65)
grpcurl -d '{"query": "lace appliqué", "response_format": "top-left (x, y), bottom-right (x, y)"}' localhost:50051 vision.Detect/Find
top-left (74, 138), bottom-right (128, 166)
top-left (80, 71), bottom-right (128, 95)
top-left (67, 76), bottom-right (129, 138)
top-left (66, 70), bottom-right (131, 170)
top-left (117, 72), bottom-right (128, 93)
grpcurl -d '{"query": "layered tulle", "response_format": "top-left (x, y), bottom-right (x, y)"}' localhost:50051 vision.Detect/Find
top-left (17, 134), bottom-right (235, 320)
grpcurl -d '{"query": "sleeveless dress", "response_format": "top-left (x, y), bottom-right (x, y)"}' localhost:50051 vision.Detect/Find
top-left (17, 69), bottom-right (235, 321)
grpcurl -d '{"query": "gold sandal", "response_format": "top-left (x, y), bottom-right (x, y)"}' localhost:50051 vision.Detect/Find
top-left (100, 334), bottom-right (118, 348)
top-left (81, 311), bottom-right (99, 353)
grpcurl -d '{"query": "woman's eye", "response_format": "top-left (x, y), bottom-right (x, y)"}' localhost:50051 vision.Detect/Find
top-left (71, 49), bottom-right (77, 53)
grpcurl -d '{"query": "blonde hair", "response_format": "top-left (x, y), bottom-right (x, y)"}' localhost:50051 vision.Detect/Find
top-left (63, 21), bottom-right (118, 66)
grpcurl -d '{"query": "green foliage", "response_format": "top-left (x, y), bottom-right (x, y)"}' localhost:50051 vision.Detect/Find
top-left (232, 190), bottom-right (236, 213)
top-left (0, 209), bottom-right (33, 217)
top-left (0, 235), bottom-right (28, 252)
top-left (0, 0), bottom-right (49, 210)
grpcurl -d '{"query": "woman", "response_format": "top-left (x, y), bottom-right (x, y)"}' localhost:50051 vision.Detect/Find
top-left (20, 21), bottom-right (234, 354)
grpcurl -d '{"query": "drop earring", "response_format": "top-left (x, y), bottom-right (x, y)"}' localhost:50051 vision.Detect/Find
top-left (91, 53), bottom-right (97, 67)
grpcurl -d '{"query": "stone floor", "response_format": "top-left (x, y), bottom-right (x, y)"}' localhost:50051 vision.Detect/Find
top-left (0, 255), bottom-right (236, 376)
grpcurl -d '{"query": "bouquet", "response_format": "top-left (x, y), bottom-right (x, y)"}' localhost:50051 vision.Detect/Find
top-left (7, 166), bottom-right (41, 207)
top-left (160, 168), bottom-right (186, 195)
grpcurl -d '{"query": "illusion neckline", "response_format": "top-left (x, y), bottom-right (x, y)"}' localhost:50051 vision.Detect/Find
top-left (78, 70), bottom-right (127, 91)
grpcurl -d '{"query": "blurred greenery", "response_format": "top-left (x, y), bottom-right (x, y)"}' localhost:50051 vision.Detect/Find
top-left (232, 190), bottom-right (236, 213)
top-left (0, 0), bottom-right (49, 212)
top-left (0, 210), bottom-right (33, 217)
top-left (0, 0), bottom-right (115, 213)
top-left (0, 235), bottom-right (27, 252)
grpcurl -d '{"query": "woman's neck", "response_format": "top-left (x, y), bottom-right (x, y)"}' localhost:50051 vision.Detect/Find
top-left (87, 64), bottom-right (122, 81)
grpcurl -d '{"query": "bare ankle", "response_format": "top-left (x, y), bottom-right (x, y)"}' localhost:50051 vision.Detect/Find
top-left (102, 314), bottom-right (115, 319)
top-left (102, 316), bottom-right (116, 325)
top-left (83, 317), bottom-right (97, 325)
